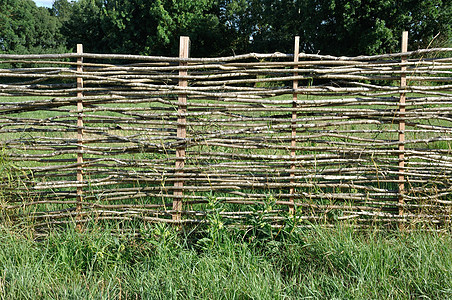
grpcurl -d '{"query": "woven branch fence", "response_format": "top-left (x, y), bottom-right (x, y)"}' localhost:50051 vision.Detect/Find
top-left (1, 33), bottom-right (452, 233)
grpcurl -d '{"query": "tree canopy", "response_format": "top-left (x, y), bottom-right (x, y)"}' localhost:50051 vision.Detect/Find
top-left (0, 0), bottom-right (450, 56)
top-left (61, 0), bottom-right (235, 56)
top-left (0, 0), bottom-right (66, 54)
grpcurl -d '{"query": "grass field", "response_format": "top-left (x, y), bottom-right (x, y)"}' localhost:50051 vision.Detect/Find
top-left (0, 223), bottom-right (451, 299)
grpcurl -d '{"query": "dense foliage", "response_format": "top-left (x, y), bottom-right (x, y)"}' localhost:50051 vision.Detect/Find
top-left (60, 0), bottom-right (234, 56)
top-left (0, 0), bottom-right (66, 53)
top-left (0, 0), bottom-right (451, 55)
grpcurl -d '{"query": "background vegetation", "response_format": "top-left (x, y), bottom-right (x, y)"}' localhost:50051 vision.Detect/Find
top-left (1, 0), bottom-right (451, 57)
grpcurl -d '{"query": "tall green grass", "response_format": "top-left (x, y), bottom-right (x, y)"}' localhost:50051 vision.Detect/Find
top-left (0, 223), bottom-right (451, 299)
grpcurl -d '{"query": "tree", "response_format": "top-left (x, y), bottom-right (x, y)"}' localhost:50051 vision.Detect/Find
top-left (2, 0), bottom-right (449, 56)
top-left (0, 0), bottom-right (66, 54)
top-left (51, 0), bottom-right (74, 22)
top-left (224, 0), bottom-right (451, 56)
top-left (394, 0), bottom-right (451, 49)
top-left (61, 0), bottom-right (105, 53)
top-left (302, 0), bottom-right (451, 55)
top-left (61, 0), bottom-right (235, 56)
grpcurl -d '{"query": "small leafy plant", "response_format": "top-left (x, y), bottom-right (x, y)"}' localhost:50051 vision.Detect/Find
top-left (197, 194), bottom-right (228, 250)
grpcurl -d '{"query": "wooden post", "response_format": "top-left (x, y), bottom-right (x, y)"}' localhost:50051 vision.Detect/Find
top-left (173, 36), bottom-right (190, 221)
top-left (398, 31), bottom-right (408, 224)
top-left (76, 44), bottom-right (84, 231)
top-left (290, 36), bottom-right (300, 215)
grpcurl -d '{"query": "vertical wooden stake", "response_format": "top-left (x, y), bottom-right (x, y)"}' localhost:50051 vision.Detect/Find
top-left (290, 36), bottom-right (300, 215)
top-left (173, 36), bottom-right (190, 222)
top-left (398, 31), bottom-right (408, 225)
top-left (76, 44), bottom-right (84, 231)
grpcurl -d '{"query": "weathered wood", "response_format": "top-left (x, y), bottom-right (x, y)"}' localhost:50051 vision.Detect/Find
top-left (76, 44), bottom-right (84, 231)
top-left (290, 36), bottom-right (300, 214)
top-left (173, 36), bottom-right (190, 221)
top-left (1, 47), bottom-right (451, 62)
top-left (399, 32), bottom-right (408, 222)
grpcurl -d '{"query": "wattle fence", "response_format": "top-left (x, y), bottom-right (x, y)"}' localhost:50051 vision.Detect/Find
top-left (1, 34), bottom-right (451, 233)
